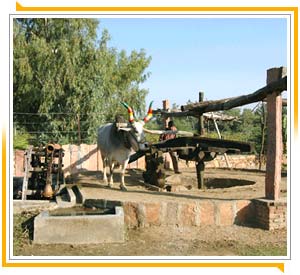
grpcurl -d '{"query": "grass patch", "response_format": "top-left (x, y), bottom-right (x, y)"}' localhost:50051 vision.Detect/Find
top-left (13, 212), bottom-right (38, 255)
top-left (13, 212), bottom-right (287, 257)
top-left (238, 243), bottom-right (287, 256)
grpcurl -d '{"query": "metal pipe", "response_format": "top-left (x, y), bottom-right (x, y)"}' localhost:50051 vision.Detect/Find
top-left (46, 143), bottom-right (55, 152)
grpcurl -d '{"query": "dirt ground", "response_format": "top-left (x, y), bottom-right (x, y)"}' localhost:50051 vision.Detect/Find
top-left (14, 215), bottom-right (287, 256)
top-left (13, 167), bottom-right (288, 257)
top-left (68, 166), bottom-right (287, 201)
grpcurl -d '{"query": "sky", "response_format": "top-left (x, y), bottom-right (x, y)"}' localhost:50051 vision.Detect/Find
top-left (98, 17), bottom-right (287, 110)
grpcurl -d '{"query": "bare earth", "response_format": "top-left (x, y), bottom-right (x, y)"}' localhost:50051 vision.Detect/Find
top-left (69, 166), bottom-right (287, 201)
top-left (14, 167), bottom-right (288, 257)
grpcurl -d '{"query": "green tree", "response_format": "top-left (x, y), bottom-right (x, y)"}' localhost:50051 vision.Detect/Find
top-left (13, 18), bottom-right (151, 146)
top-left (282, 106), bottom-right (287, 154)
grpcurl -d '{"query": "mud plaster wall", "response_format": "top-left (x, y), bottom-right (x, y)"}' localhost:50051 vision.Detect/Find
top-left (13, 146), bottom-right (287, 177)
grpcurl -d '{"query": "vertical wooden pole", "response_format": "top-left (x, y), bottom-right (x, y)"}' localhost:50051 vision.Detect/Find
top-left (265, 67), bottom-right (286, 200)
top-left (22, 146), bottom-right (33, 200)
top-left (196, 92), bottom-right (205, 189)
top-left (196, 161), bottom-right (205, 189)
top-left (162, 99), bottom-right (170, 128)
top-left (77, 114), bottom-right (81, 145)
top-left (162, 99), bottom-right (171, 169)
top-left (198, 92), bottom-right (204, 135)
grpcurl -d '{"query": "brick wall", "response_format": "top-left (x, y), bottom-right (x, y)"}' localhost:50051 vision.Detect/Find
top-left (253, 199), bottom-right (287, 230)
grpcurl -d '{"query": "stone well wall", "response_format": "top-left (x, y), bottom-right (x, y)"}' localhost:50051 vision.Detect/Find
top-left (122, 199), bottom-right (256, 228)
top-left (81, 192), bottom-right (286, 231)
top-left (82, 197), bottom-right (256, 229)
top-left (90, 198), bottom-right (286, 231)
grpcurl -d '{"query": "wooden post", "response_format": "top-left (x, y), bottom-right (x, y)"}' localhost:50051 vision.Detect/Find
top-left (196, 161), bottom-right (205, 189)
top-left (265, 67), bottom-right (286, 200)
top-left (162, 100), bottom-right (170, 128)
top-left (162, 100), bottom-right (171, 169)
top-left (22, 146), bottom-right (33, 200)
top-left (197, 92), bottom-right (205, 189)
top-left (77, 114), bottom-right (81, 145)
top-left (198, 92), bottom-right (204, 135)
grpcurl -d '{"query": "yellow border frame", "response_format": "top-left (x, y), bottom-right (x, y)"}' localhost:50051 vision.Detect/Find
top-left (3, 2), bottom-right (297, 271)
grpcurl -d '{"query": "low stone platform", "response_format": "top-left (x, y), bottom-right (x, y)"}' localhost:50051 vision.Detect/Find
top-left (34, 206), bottom-right (125, 244)
top-left (13, 199), bottom-right (58, 214)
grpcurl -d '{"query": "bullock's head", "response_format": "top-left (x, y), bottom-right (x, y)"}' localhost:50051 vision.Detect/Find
top-left (116, 101), bottom-right (153, 152)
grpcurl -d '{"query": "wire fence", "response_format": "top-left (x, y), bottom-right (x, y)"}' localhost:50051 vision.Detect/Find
top-left (13, 112), bottom-right (98, 145)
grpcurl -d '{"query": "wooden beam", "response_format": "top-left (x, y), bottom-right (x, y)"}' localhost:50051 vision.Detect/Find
top-left (153, 76), bottom-right (286, 118)
top-left (143, 128), bottom-right (194, 137)
top-left (203, 112), bottom-right (238, 121)
top-left (181, 75), bottom-right (287, 114)
top-left (153, 109), bottom-right (238, 120)
top-left (153, 108), bottom-right (190, 117)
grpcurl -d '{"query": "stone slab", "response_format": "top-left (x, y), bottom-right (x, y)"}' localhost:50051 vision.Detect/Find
top-left (34, 206), bottom-right (124, 244)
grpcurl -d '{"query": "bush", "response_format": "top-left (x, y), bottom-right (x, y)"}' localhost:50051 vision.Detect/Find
top-left (13, 130), bottom-right (31, 150)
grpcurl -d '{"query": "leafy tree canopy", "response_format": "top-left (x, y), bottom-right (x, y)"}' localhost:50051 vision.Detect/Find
top-left (14, 18), bottom-right (151, 146)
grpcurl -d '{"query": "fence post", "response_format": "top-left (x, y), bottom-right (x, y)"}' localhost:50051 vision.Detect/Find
top-left (265, 67), bottom-right (286, 200)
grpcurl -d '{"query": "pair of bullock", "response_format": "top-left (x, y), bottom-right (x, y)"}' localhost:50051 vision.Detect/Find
top-left (97, 102), bottom-right (154, 191)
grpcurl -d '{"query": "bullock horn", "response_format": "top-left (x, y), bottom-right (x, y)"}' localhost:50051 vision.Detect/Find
top-left (143, 101), bottom-right (154, 123)
top-left (120, 102), bottom-right (135, 123)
